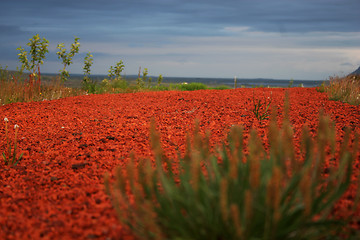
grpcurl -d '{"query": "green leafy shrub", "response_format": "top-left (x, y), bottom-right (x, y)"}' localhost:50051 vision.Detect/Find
top-left (111, 78), bottom-right (129, 90)
top-left (105, 111), bottom-right (359, 239)
top-left (316, 82), bottom-right (327, 93)
top-left (95, 60), bottom-right (129, 93)
top-left (82, 80), bottom-right (97, 94)
top-left (177, 82), bottom-right (207, 91)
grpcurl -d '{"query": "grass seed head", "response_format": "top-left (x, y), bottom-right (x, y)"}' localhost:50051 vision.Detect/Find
top-left (266, 167), bottom-right (282, 212)
top-left (300, 173), bottom-right (312, 216)
top-left (220, 178), bottom-right (229, 221)
top-left (230, 204), bottom-right (243, 238)
top-left (244, 189), bottom-right (253, 220)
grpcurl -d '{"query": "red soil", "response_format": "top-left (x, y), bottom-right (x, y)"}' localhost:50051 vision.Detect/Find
top-left (0, 88), bottom-right (359, 239)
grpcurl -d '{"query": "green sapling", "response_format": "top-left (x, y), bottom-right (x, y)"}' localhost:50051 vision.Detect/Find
top-left (17, 34), bottom-right (49, 76)
top-left (56, 37), bottom-right (80, 82)
top-left (108, 60), bottom-right (125, 81)
top-left (83, 52), bottom-right (93, 83)
top-left (157, 74), bottom-right (163, 86)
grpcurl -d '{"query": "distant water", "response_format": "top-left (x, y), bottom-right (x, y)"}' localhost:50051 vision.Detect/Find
top-left (150, 76), bottom-right (327, 88)
top-left (63, 74), bottom-right (327, 88)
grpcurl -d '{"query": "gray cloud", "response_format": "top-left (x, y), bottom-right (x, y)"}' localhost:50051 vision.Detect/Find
top-left (2, 0), bottom-right (359, 37)
top-left (1, 0), bottom-right (359, 78)
top-left (0, 25), bottom-right (24, 35)
top-left (340, 62), bottom-right (354, 67)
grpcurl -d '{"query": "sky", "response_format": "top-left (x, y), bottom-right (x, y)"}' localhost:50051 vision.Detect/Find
top-left (1, 0), bottom-right (359, 80)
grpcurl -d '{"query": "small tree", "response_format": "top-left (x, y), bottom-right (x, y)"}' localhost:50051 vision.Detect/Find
top-left (17, 34), bottom-right (49, 77)
top-left (136, 67), bottom-right (152, 89)
top-left (108, 60), bottom-right (125, 81)
top-left (143, 68), bottom-right (152, 88)
top-left (82, 52), bottom-right (97, 93)
top-left (56, 37), bottom-right (80, 82)
top-left (157, 74), bottom-right (163, 87)
top-left (136, 66), bottom-right (144, 88)
top-left (83, 52), bottom-right (93, 83)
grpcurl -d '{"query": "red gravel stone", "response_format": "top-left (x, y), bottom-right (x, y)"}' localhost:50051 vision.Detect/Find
top-left (0, 88), bottom-right (359, 239)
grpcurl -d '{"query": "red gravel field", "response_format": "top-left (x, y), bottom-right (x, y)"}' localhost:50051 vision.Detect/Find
top-left (1, 88), bottom-right (359, 239)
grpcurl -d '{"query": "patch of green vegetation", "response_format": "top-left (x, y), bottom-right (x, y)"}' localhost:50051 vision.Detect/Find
top-left (318, 75), bottom-right (360, 106)
top-left (211, 85), bottom-right (231, 90)
top-left (177, 82), bottom-right (208, 91)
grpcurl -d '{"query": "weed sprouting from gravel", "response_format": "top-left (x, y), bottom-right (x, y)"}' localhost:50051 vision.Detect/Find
top-left (2, 117), bottom-right (23, 166)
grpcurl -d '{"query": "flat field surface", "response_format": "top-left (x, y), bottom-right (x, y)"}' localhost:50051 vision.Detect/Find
top-left (1, 88), bottom-right (359, 239)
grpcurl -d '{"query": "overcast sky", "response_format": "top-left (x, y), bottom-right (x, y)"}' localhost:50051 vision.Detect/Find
top-left (1, 0), bottom-right (359, 80)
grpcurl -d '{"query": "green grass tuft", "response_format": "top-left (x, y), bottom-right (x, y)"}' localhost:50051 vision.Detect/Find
top-left (105, 105), bottom-right (359, 240)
